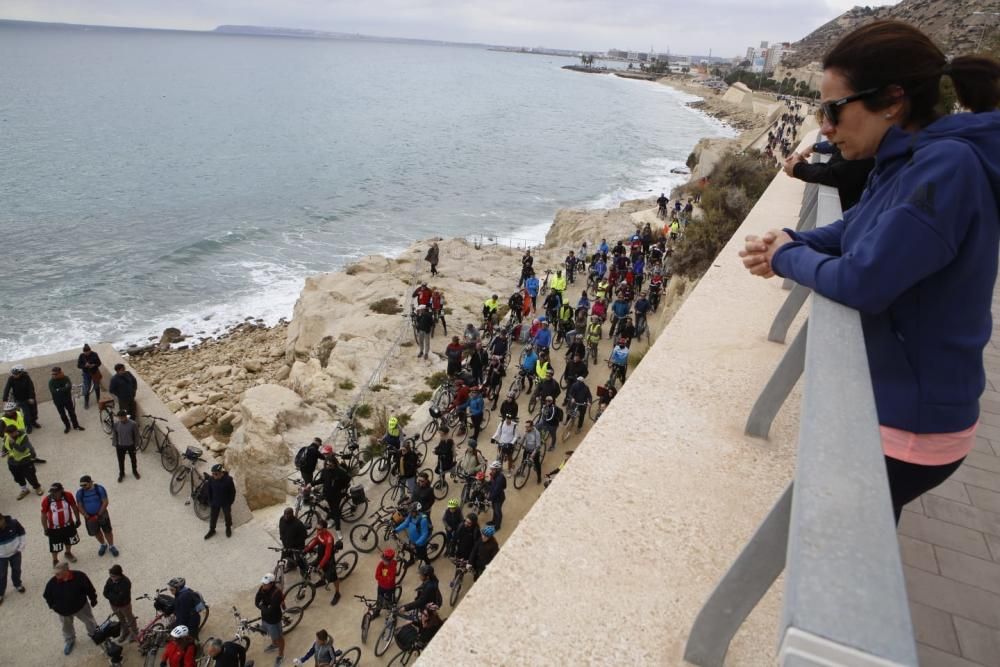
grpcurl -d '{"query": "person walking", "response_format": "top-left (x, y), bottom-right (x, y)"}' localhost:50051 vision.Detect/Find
top-left (487, 462), bottom-right (506, 531)
top-left (76, 475), bottom-right (119, 557)
top-left (110, 410), bottom-right (141, 482)
top-left (203, 637), bottom-right (249, 667)
top-left (108, 363), bottom-right (138, 419)
top-left (295, 437), bottom-right (322, 486)
top-left (103, 564), bottom-right (140, 642)
top-left (205, 464), bottom-right (236, 539)
top-left (318, 455), bottom-right (350, 537)
top-left (42, 482), bottom-right (81, 566)
top-left (76, 344), bottom-right (103, 409)
top-left (4, 424), bottom-right (43, 499)
top-left (48, 367), bottom-right (84, 434)
top-left (255, 573), bottom-right (286, 665)
top-left (3, 365), bottom-right (40, 432)
top-left (425, 242), bottom-right (440, 276)
top-left (43, 561), bottom-right (98, 656)
top-left (415, 304), bottom-right (433, 359)
top-left (0, 513), bottom-right (27, 604)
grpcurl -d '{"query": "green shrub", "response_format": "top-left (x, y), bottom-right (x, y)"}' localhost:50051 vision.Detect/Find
top-left (370, 383), bottom-right (387, 392)
top-left (425, 371), bottom-right (449, 389)
top-left (215, 421), bottom-right (234, 437)
top-left (369, 297), bottom-right (402, 315)
top-left (443, 308), bottom-right (453, 316)
top-left (397, 414), bottom-right (411, 427)
top-left (412, 390), bottom-right (433, 404)
top-left (338, 379), bottom-right (355, 390)
top-left (362, 441), bottom-right (385, 461)
top-left (353, 403), bottom-right (373, 419)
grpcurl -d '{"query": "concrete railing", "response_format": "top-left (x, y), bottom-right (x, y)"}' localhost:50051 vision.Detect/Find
top-left (684, 182), bottom-right (919, 666)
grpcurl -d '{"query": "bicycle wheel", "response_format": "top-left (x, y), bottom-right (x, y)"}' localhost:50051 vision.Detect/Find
top-left (449, 572), bottom-right (463, 606)
top-left (481, 408), bottom-right (492, 429)
top-left (420, 420), bottom-right (438, 443)
top-left (395, 559), bottom-right (409, 586)
top-left (199, 605), bottom-right (210, 630)
top-left (350, 524), bottom-right (379, 553)
top-left (340, 497), bottom-right (368, 524)
top-left (552, 334), bottom-right (563, 350)
top-left (507, 378), bottom-right (522, 400)
top-left (432, 476), bottom-right (449, 500)
top-left (513, 459), bottom-right (530, 489)
top-left (143, 650), bottom-right (162, 667)
top-left (281, 606), bottom-right (304, 633)
top-left (337, 646), bottom-right (362, 667)
top-left (140, 623), bottom-right (166, 658)
top-left (284, 581), bottom-right (317, 609)
top-left (539, 429), bottom-right (552, 451)
top-left (528, 394), bottom-right (538, 414)
top-left (562, 418), bottom-right (577, 442)
top-left (427, 531), bottom-right (446, 561)
top-left (137, 426), bottom-right (152, 452)
top-left (160, 443), bottom-right (179, 472)
top-left (169, 467), bottom-right (190, 495)
top-left (380, 484), bottom-right (403, 511)
top-left (101, 408), bottom-right (115, 435)
top-left (374, 621), bottom-right (395, 657)
top-left (193, 493), bottom-right (211, 521)
top-left (388, 649), bottom-right (419, 666)
top-left (369, 457), bottom-right (391, 484)
top-left (337, 550), bottom-right (359, 579)
top-left (361, 612), bottom-right (372, 643)
top-left (409, 437), bottom-right (427, 462)
top-left (299, 507), bottom-right (319, 535)
top-left (589, 401), bottom-right (604, 422)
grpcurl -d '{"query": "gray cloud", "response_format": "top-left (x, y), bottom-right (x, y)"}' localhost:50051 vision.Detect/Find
top-left (2, 0), bottom-right (901, 57)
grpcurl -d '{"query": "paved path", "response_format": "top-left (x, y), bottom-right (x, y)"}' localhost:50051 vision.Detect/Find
top-left (900, 283), bottom-right (1000, 666)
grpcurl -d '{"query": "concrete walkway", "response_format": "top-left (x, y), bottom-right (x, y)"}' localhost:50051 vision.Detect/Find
top-left (900, 281), bottom-right (1000, 666)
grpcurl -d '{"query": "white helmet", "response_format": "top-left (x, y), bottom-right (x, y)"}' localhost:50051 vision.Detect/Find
top-left (170, 625), bottom-right (190, 639)
top-left (10, 365), bottom-right (25, 374)
top-left (2, 402), bottom-right (17, 412)
top-left (260, 573), bottom-right (275, 585)
top-left (489, 461), bottom-right (502, 469)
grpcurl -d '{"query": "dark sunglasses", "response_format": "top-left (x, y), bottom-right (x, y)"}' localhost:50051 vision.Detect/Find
top-left (817, 87), bottom-right (881, 126)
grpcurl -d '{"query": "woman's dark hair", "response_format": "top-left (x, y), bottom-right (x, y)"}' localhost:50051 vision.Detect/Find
top-left (823, 20), bottom-right (1000, 127)
top-left (316, 629), bottom-right (329, 641)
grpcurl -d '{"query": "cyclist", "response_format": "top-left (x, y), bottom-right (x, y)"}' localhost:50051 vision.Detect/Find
top-left (161, 625), bottom-right (197, 667)
top-left (507, 290), bottom-right (524, 324)
top-left (634, 292), bottom-right (651, 337)
top-left (433, 427), bottom-right (455, 480)
top-left (498, 392), bottom-right (519, 421)
top-left (564, 251), bottom-right (577, 283)
top-left (373, 548), bottom-right (397, 617)
top-left (445, 336), bottom-right (464, 376)
top-left (470, 525), bottom-right (499, 580)
top-left (533, 367), bottom-right (561, 407)
top-left (303, 518), bottom-right (342, 606)
top-left (550, 269), bottom-right (567, 303)
top-left (483, 356), bottom-right (505, 410)
top-left (618, 316), bottom-right (636, 346)
top-left (394, 503), bottom-right (432, 565)
top-left (518, 250), bottom-right (534, 287)
top-left (430, 289), bottom-right (447, 336)
top-left (166, 577), bottom-right (202, 639)
top-left (410, 472), bottom-right (435, 515)
top-left (490, 415), bottom-right (518, 473)
top-left (542, 290), bottom-right (561, 324)
top-left (292, 629), bottom-right (338, 666)
top-left (534, 349), bottom-right (552, 386)
top-left (591, 256), bottom-right (607, 284)
top-left (608, 338), bottom-right (630, 387)
top-left (296, 437), bottom-right (322, 486)
top-left (577, 289), bottom-right (591, 312)
top-left (657, 192), bottom-right (668, 218)
top-left (457, 439), bottom-right (487, 477)
top-left (585, 317), bottom-right (603, 358)
top-left (524, 272), bottom-right (540, 311)
top-left (319, 454), bottom-right (350, 537)
top-left (565, 333), bottom-right (586, 362)
top-left (442, 499), bottom-right (463, 556)
top-left (590, 297), bottom-right (607, 323)
top-left (648, 273), bottom-right (663, 311)
top-left (399, 441), bottom-right (420, 497)
top-left (532, 321), bottom-right (552, 354)
top-left (519, 347), bottom-right (538, 393)
top-left (447, 381), bottom-right (471, 434)
top-left (633, 255), bottom-right (645, 292)
top-left (538, 396), bottom-right (563, 449)
top-left (255, 573), bottom-right (286, 663)
top-left (519, 420), bottom-right (543, 485)
top-left (203, 637), bottom-right (248, 667)
top-left (565, 377), bottom-right (593, 430)
top-left (482, 294), bottom-right (500, 324)
top-left (462, 323), bottom-right (479, 351)
top-left (279, 508), bottom-right (309, 576)
top-left (402, 564), bottom-right (442, 612)
top-left (487, 461), bottom-right (507, 531)
top-left (466, 387), bottom-right (486, 440)
top-left (487, 329), bottom-right (508, 362)
top-left (454, 513), bottom-right (479, 561)
top-left (609, 295), bottom-right (630, 338)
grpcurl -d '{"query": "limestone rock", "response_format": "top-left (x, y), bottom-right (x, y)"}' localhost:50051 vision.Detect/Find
top-left (186, 393), bottom-right (207, 405)
top-left (243, 359), bottom-right (263, 373)
top-left (166, 400), bottom-right (184, 413)
top-left (208, 365), bottom-right (232, 379)
top-left (174, 379), bottom-right (191, 389)
top-left (274, 365), bottom-right (291, 381)
top-left (179, 405), bottom-right (208, 428)
top-left (158, 327), bottom-right (184, 350)
top-left (206, 392), bottom-right (226, 404)
top-left (288, 359), bottom-right (337, 403)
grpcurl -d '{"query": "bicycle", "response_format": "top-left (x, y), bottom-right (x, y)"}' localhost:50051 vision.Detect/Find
top-left (607, 362), bottom-right (627, 391)
top-left (562, 401), bottom-right (589, 442)
top-left (513, 446), bottom-right (543, 490)
top-left (200, 604), bottom-right (304, 658)
top-left (387, 638), bottom-right (426, 666)
top-left (97, 396), bottom-right (117, 435)
top-left (136, 415), bottom-right (180, 472)
top-left (373, 603), bottom-right (417, 658)
top-left (448, 558), bottom-right (472, 607)
top-left (281, 548), bottom-right (358, 610)
top-left (635, 313), bottom-right (651, 345)
top-left (168, 446), bottom-right (212, 521)
top-left (590, 385), bottom-right (614, 422)
top-left (135, 589), bottom-right (209, 665)
top-left (89, 614), bottom-right (125, 666)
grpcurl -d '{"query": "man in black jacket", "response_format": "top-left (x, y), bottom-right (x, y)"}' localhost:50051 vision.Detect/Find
top-left (43, 561), bottom-right (98, 656)
top-left (76, 344), bottom-right (102, 409)
top-left (3, 365), bottom-right (39, 431)
top-left (205, 464), bottom-right (236, 539)
top-left (453, 513), bottom-right (479, 562)
top-left (319, 456), bottom-right (350, 537)
top-left (403, 564), bottom-right (442, 612)
top-left (108, 364), bottom-right (138, 419)
top-left (103, 564), bottom-right (139, 642)
top-left (784, 141), bottom-right (875, 211)
top-left (415, 304), bottom-right (434, 359)
top-left (255, 573), bottom-right (285, 661)
top-left (166, 576), bottom-right (201, 639)
top-left (204, 637), bottom-right (248, 667)
top-left (297, 438), bottom-right (322, 485)
top-left (278, 508), bottom-right (308, 575)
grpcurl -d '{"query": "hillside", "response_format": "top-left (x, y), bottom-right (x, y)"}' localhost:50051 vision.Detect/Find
top-left (784, 0), bottom-right (997, 67)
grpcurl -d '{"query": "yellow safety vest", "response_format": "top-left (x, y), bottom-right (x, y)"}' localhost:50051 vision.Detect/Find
top-left (3, 433), bottom-right (33, 463)
top-left (551, 275), bottom-right (567, 293)
top-left (535, 360), bottom-right (550, 381)
top-left (1, 411), bottom-right (26, 435)
top-left (483, 298), bottom-right (499, 313)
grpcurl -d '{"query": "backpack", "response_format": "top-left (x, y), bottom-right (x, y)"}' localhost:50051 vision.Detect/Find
top-left (294, 446), bottom-right (309, 470)
top-left (193, 589), bottom-right (208, 613)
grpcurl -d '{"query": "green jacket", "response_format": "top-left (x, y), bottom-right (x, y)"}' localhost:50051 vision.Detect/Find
top-left (49, 376), bottom-right (74, 401)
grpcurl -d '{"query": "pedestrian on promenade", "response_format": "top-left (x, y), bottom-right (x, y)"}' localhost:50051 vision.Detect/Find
top-left (103, 564), bottom-right (140, 642)
top-left (3, 365), bottom-right (40, 432)
top-left (76, 475), bottom-right (119, 557)
top-left (42, 482), bottom-right (82, 566)
top-left (49, 367), bottom-right (84, 434)
top-left (108, 363), bottom-right (138, 419)
top-left (111, 410), bottom-right (141, 482)
top-left (77, 343), bottom-right (103, 409)
top-left (43, 561), bottom-right (98, 656)
top-left (415, 304), bottom-right (433, 359)
top-left (0, 513), bottom-right (27, 604)
top-left (205, 463), bottom-right (236, 539)
top-left (4, 424), bottom-right (43, 499)
top-left (740, 20), bottom-right (1000, 522)
top-left (425, 242), bottom-right (440, 276)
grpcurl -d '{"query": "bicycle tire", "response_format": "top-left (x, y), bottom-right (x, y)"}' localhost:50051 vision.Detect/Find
top-left (337, 550), bottom-right (359, 579)
top-left (337, 646), bottom-right (362, 667)
top-left (432, 477), bottom-right (449, 500)
top-left (239, 636), bottom-right (250, 651)
top-left (528, 394), bottom-right (538, 415)
top-left (169, 467), bottom-right (190, 495)
top-left (369, 457), bottom-right (391, 484)
top-left (199, 605), bottom-right (210, 630)
top-left (140, 623), bottom-right (166, 657)
top-left (481, 408), bottom-right (492, 429)
top-left (194, 494), bottom-right (211, 521)
top-left (396, 560), bottom-right (409, 586)
top-left (144, 649), bottom-right (161, 667)
top-left (341, 497), bottom-right (368, 524)
top-left (420, 420), bottom-right (438, 443)
top-left (160, 443), bottom-right (179, 472)
top-left (380, 484), bottom-right (403, 511)
top-left (299, 507), bottom-right (319, 536)
top-left (589, 401), bottom-right (604, 422)
top-left (409, 437), bottom-right (427, 463)
top-left (507, 378), bottom-right (522, 400)
top-left (285, 581), bottom-right (317, 609)
top-left (361, 612), bottom-right (372, 644)
top-left (374, 620), bottom-right (395, 657)
top-left (513, 459), bottom-right (530, 489)
top-left (552, 334), bottom-right (563, 350)
top-left (388, 649), bottom-right (420, 666)
top-left (427, 531), bottom-right (446, 561)
top-left (101, 409), bottom-right (115, 435)
top-left (350, 524), bottom-right (379, 553)
top-left (278, 605), bottom-right (303, 633)
top-left (449, 572), bottom-right (463, 606)
top-left (137, 426), bottom-right (152, 452)
top-left (562, 418), bottom-right (577, 442)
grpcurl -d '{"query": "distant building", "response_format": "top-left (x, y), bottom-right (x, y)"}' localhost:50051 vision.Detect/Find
top-left (746, 46), bottom-right (756, 63)
top-left (763, 42), bottom-right (788, 73)
top-left (608, 49), bottom-right (628, 59)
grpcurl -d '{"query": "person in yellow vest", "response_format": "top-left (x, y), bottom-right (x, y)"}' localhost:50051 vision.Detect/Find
top-left (2, 402), bottom-right (27, 435)
top-left (550, 270), bottom-right (567, 303)
top-left (670, 220), bottom-right (681, 241)
top-left (3, 424), bottom-right (43, 499)
top-left (482, 295), bottom-right (500, 325)
top-left (534, 351), bottom-right (551, 383)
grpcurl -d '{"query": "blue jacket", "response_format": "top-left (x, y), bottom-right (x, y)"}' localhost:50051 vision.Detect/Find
top-left (633, 258), bottom-right (645, 275)
top-left (533, 328), bottom-right (552, 348)
top-left (593, 260), bottom-right (607, 277)
top-left (611, 300), bottom-right (630, 319)
top-left (522, 351), bottom-right (538, 372)
top-left (525, 276), bottom-right (540, 297)
top-left (772, 112), bottom-right (1000, 433)
top-left (395, 512), bottom-right (431, 547)
top-left (460, 395), bottom-right (485, 417)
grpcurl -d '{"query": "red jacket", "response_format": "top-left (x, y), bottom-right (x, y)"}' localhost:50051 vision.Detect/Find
top-left (414, 288), bottom-right (432, 306)
top-left (305, 529), bottom-right (335, 569)
top-left (163, 641), bottom-right (197, 667)
top-left (375, 558), bottom-right (397, 590)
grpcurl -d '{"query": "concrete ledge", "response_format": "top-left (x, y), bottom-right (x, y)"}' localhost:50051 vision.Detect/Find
top-left (419, 171), bottom-right (810, 665)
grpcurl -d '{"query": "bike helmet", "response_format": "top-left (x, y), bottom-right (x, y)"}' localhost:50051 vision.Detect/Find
top-left (419, 564), bottom-right (435, 577)
top-left (383, 548), bottom-right (396, 559)
top-left (167, 577), bottom-right (186, 590)
top-left (261, 573), bottom-right (275, 584)
top-left (489, 461), bottom-right (502, 470)
top-left (475, 471), bottom-right (485, 481)
top-left (170, 625), bottom-right (190, 639)
top-left (482, 526), bottom-right (496, 537)
top-left (211, 464), bottom-right (225, 474)
top-left (447, 498), bottom-right (460, 509)
top-left (428, 406), bottom-right (441, 419)
top-left (577, 376), bottom-right (586, 382)
top-left (10, 365), bottom-right (25, 374)
top-left (410, 502), bottom-right (423, 513)
top-left (2, 401), bottom-right (16, 412)
top-left (467, 439), bottom-right (477, 449)
top-left (320, 444), bottom-right (334, 456)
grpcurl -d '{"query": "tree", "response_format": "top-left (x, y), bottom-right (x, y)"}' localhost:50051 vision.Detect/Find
top-left (579, 54), bottom-right (595, 68)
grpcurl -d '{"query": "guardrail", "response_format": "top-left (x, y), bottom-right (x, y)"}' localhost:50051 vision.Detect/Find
top-left (465, 232), bottom-right (541, 251)
top-left (684, 180), bottom-right (918, 666)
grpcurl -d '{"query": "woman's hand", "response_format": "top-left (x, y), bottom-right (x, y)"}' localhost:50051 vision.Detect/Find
top-left (738, 230), bottom-right (793, 279)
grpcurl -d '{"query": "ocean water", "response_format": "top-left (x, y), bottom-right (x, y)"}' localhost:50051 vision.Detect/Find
top-left (0, 23), bottom-right (734, 360)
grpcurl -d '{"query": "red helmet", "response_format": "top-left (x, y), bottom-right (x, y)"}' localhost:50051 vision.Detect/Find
top-left (320, 444), bottom-right (334, 456)
top-left (382, 548), bottom-right (395, 559)
top-left (475, 471), bottom-right (485, 481)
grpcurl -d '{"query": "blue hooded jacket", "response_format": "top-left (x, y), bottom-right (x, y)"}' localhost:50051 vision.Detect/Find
top-left (771, 112), bottom-right (1000, 434)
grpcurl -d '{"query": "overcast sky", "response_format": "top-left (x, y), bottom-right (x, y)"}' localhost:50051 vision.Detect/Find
top-left (2, 0), bottom-right (901, 57)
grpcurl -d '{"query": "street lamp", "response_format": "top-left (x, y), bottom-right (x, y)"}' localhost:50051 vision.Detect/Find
top-left (972, 11), bottom-right (1000, 52)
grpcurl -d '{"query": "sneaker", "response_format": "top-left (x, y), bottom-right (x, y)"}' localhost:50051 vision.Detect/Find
top-left (109, 546), bottom-right (120, 557)
top-left (264, 645), bottom-right (278, 653)
top-left (63, 426), bottom-right (70, 434)
top-left (64, 639), bottom-right (75, 655)
top-left (204, 530), bottom-right (216, 540)
top-left (98, 544), bottom-right (108, 557)
top-left (16, 489), bottom-right (29, 500)
top-left (34, 488), bottom-right (43, 496)
top-left (118, 475), bottom-right (124, 483)
top-left (330, 592), bottom-right (341, 606)
top-left (15, 585), bottom-right (24, 593)
top-left (133, 471), bottom-right (141, 480)
top-left (73, 425), bottom-right (85, 431)
top-left (274, 657), bottom-right (284, 666)
top-left (225, 526), bottom-right (232, 538)
top-left (32, 423), bottom-right (41, 429)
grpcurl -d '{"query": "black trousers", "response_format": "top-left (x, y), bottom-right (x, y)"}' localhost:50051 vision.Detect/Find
top-left (209, 504), bottom-right (233, 531)
top-left (116, 447), bottom-right (138, 476)
top-left (885, 455), bottom-right (966, 523)
top-left (54, 398), bottom-right (80, 428)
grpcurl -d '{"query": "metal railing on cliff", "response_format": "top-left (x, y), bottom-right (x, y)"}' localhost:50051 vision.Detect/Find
top-left (684, 172), bottom-right (919, 666)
